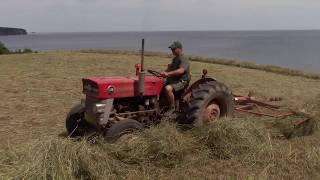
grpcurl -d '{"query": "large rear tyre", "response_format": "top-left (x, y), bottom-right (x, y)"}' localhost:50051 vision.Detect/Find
top-left (179, 81), bottom-right (234, 127)
top-left (104, 119), bottom-right (143, 143)
top-left (65, 104), bottom-right (87, 137)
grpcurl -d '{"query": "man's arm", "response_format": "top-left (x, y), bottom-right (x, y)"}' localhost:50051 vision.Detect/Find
top-left (163, 67), bottom-right (185, 77)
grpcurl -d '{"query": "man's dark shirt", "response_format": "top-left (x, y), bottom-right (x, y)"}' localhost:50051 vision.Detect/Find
top-left (167, 55), bottom-right (190, 82)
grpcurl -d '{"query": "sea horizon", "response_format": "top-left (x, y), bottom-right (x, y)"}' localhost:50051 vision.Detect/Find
top-left (1, 30), bottom-right (320, 73)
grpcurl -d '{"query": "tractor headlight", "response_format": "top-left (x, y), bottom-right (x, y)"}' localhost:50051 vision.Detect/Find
top-left (93, 103), bottom-right (106, 113)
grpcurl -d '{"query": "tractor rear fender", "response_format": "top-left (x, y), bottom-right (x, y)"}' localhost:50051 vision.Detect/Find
top-left (182, 77), bottom-right (216, 101)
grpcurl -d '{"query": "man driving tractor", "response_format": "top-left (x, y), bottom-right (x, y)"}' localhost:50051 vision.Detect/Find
top-left (161, 41), bottom-right (190, 114)
top-left (65, 39), bottom-right (234, 141)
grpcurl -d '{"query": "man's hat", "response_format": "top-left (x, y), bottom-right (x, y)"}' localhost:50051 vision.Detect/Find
top-left (168, 41), bottom-right (183, 49)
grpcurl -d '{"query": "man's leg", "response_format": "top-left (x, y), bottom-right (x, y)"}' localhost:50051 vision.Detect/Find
top-left (165, 85), bottom-right (175, 109)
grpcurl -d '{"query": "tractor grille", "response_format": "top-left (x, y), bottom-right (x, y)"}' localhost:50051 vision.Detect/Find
top-left (84, 97), bottom-right (102, 125)
top-left (84, 96), bottom-right (113, 126)
top-left (85, 96), bottom-right (101, 114)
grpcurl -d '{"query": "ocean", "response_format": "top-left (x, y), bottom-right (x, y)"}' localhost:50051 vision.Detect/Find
top-left (0, 30), bottom-right (319, 73)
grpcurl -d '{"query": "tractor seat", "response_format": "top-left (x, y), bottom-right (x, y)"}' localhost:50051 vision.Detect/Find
top-left (174, 81), bottom-right (190, 100)
top-left (174, 75), bottom-right (191, 100)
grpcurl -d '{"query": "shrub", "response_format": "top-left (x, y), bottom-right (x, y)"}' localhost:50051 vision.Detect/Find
top-left (22, 48), bottom-right (34, 53)
top-left (0, 41), bottom-right (10, 55)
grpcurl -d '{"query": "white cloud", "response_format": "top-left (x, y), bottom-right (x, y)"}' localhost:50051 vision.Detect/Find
top-left (1, 0), bottom-right (320, 31)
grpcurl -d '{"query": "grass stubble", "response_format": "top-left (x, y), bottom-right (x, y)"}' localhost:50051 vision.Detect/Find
top-left (0, 51), bottom-right (319, 179)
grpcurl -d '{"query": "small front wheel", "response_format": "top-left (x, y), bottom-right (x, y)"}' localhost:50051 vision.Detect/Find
top-left (65, 104), bottom-right (87, 137)
top-left (104, 119), bottom-right (143, 142)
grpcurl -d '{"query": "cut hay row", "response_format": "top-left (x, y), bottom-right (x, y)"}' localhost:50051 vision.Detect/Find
top-left (1, 117), bottom-right (319, 179)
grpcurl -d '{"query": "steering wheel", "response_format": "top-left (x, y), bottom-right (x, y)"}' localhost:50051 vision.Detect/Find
top-left (147, 70), bottom-right (163, 78)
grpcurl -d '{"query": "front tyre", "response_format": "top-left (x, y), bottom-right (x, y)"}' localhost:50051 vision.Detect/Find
top-left (65, 104), bottom-right (86, 137)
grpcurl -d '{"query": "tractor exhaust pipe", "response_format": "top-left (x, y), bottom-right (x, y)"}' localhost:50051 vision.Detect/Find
top-left (138, 38), bottom-right (145, 95)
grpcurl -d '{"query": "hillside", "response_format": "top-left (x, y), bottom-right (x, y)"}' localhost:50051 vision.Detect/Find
top-left (0, 51), bottom-right (319, 179)
top-left (0, 27), bottom-right (27, 35)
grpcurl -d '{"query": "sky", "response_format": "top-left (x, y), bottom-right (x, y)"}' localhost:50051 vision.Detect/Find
top-left (1, 0), bottom-right (320, 32)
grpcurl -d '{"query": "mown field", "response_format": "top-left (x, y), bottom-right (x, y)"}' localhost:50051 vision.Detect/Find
top-left (0, 51), bottom-right (319, 179)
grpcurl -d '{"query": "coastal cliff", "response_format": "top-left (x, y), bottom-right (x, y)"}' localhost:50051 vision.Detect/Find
top-left (0, 27), bottom-right (27, 35)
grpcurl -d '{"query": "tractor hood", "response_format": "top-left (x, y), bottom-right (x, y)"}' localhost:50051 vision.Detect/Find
top-left (82, 75), bottom-right (163, 99)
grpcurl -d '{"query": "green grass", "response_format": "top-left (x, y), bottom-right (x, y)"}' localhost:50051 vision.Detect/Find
top-left (0, 51), bottom-right (319, 179)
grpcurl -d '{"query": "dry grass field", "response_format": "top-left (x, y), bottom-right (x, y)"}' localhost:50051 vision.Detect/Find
top-left (0, 51), bottom-right (319, 179)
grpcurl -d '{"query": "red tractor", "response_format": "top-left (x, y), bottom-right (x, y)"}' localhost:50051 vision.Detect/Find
top-left (66, 39), bottom-right (234, 141)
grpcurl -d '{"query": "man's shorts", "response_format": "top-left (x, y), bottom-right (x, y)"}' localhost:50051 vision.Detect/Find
top-left (165, 79), bottom-right (189, 92)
